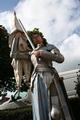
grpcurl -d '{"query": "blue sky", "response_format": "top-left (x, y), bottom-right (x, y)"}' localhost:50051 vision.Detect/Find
top-left (0, 0), bottom-right (19, 12)
top-left (0, 0), bottom-right (80, 72)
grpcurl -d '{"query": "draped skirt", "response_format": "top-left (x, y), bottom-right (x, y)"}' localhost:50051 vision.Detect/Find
top-left (31, 72), bottom-right (52, 120)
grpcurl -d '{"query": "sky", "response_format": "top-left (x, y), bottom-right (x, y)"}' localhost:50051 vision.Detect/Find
top-left (0, 0), bottom-right (19, 12)
top-left (0, 0), bottom-right (80, 72)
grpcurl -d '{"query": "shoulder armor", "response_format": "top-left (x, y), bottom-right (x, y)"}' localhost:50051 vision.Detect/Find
top-left (42, 44), bottom-right (59, 52)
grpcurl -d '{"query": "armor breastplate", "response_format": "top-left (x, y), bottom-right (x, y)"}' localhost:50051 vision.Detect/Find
top-left (31, 54), bottom-right (52, 72)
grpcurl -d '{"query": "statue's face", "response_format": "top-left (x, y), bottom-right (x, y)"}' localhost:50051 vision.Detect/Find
top-left (33, 34), bottom-right (43, 45)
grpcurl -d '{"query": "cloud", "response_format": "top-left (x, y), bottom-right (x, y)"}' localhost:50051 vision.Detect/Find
top-left (15, 0), bottom-right (80, 45)
top-left (0, 11), bottom-right (12, 32)
top-left (0, 0), bottom-right (80, 43)
top-left (60, 34), bottom-right (80, 58)
top-left (55, 33), bottom-right (80, 72)
top-left (0, 0), bottom-right (80, 72)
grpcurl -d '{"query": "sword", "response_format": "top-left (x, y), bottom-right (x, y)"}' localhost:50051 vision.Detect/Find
top-left (18, 19), bottom-right (35, 50)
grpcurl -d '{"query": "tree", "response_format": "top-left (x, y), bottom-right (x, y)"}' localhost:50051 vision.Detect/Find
top-left (0, 25), bottom-right (15, 93)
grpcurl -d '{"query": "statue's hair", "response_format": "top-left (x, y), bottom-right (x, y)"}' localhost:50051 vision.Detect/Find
top-left (27, 28), bottom-right (47, 47)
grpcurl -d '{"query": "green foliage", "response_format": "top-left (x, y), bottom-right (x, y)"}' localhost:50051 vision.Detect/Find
top-left (0, 25), bottom-right (9, 57)
top-left (75, 70), bottom-right (80, 98)
top-left (0, 25), bottom-right (14, 92)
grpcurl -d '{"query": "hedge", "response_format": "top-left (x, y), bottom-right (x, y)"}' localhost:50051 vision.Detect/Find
top-left (0, 106), bottom-right (32, 120)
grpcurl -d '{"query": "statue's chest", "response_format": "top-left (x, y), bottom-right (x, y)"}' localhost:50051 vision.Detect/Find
top-left (18, 38), bottom-right (27, 52)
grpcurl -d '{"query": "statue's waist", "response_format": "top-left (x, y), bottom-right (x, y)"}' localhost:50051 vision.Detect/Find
top-left (35, 64), bottom-right (52, 72)
top-left (11, 51), bottom-right (30, 59)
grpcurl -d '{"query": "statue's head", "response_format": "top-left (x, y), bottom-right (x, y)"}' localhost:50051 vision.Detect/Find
top-left (27, 28), bottom-right (47, 47)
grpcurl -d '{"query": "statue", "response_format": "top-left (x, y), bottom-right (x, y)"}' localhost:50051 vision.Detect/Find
top-left (8, 13), bottom-right (72, 119)
top-left (9, 12), bottom-right (32, 100)
top-left (28, 28), bottom-right (65, 120)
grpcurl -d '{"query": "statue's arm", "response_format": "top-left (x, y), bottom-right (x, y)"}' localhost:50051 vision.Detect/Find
top-left (31, 49), bottom-right (64, 63)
